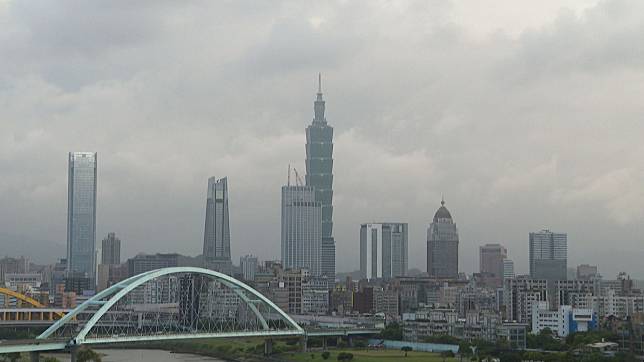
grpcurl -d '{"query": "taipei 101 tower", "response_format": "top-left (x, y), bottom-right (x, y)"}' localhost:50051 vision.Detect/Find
top-left (305, 74), bottom-right (335, 281)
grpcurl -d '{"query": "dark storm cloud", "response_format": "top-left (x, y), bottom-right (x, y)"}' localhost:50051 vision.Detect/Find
top-left (1, 0), bottom-right (644, 278)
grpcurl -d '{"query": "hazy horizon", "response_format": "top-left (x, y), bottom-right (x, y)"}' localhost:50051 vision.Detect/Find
top-left (2, 0), bottom-right (644, 278)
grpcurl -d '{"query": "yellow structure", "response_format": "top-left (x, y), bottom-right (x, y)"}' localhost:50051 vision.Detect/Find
top-left (0, 287), bottom-right (65, 318)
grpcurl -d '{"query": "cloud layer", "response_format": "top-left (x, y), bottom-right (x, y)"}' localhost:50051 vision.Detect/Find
top-left (2, 0), bottom-right (644, 277)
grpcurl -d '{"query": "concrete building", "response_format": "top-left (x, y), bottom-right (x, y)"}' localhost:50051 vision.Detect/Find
top-left (503, 259), bottom-right (515, 282)
top-left (531, 301), bottom-right (597, 337)
top-left (202, 177), bottom-right (232, 275)
top-left (66, 152), bottom-right (98, 287)
top-left (504, 277), bottom-right (548, 323)
top-left (360, 223), bottom-right (408, 280)
top-left (305, 74), bottom-right (336, 281)
top-left (127, 253), bottom-right (179, 277)
top-left (96, 263), bottom-right (128, 291)
top-left (577, 264), bottom-right (599, 280)
top-left (239, 254), bottom-right (258, 282)
top-left (101, 232), bottom-right (121, 265)
top-left (479, 244), bottom-right (507, 288)
top-left (529, 230), bottom-right (567, 281)
top-left (281, 185), bottom-right (322, 276)
top-left (427, 199), bottom-right (459, 279)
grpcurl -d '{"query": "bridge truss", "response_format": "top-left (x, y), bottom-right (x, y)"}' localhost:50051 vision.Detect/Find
top-left (38, 267), bottom-right (304, 345)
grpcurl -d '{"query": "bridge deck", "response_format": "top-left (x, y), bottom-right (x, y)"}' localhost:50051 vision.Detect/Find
top-left (0, 340), bottom-right (68, 354)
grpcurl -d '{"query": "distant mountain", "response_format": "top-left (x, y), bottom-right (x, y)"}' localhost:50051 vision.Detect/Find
top-left (0, 233), bottom-right (65, 264)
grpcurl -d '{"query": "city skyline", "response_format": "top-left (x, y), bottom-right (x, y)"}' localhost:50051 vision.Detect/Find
top-left (3, 1), bottom-right (644, 278)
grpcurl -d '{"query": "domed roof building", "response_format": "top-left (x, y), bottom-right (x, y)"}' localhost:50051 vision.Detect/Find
top-left (427, 198), bottom-right (459, 279)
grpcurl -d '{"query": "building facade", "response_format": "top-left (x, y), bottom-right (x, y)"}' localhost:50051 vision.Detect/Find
top-left (479, 244), bottom-right (507, 288)
top-left (529, 230), bottom-right (567, 281)
top-left (66, 152), bottom-right (98, 287)
top-left (577, 264), bottom-right (599, 280)
top-left (240, 254), bottom-right (258, 282)
top-left (202, 177), bottom-right (232, 274)
top-left (360, 223), bottom-right (408, 280)
top-left (281, 185), bottom-right (322, 276)
top-left (427, 199), bottom-right (459, 279)
top-left (305, 74), bottom-right (335, 280)
top-left (127, 253), bottom-right (179, 277)
top-left (101, 232), bottom-right (121, 265)
top-left (531, 302), bottom-right (597, 337)
top-left (503, 259), bottom-right (515, 282)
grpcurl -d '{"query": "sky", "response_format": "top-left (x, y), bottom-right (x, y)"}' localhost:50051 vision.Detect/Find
top-left (2, 0), bottom-right (644, 277)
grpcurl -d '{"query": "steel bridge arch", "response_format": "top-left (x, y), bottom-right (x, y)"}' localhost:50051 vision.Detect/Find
top-left (0, 287), bottom-right (65, 318)
top-left (39, 267), bottom-right (304, 345)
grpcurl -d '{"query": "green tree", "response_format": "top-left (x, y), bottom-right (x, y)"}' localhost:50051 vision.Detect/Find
top-left (380, 322), bottom-right (403, 340)
top-left (336, 352), bottom-right (354, 361)
top-left (6, 353), bottom-right (21, 362)
top-left (401, 346), bottom-right (412, 357)
top-left (76, 348), bottom-right (102, 362)
top-left (321, 351), bottom-right (330, 360)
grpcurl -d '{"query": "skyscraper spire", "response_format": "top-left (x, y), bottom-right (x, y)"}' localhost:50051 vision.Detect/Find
top-left (314, 73), bottom-right (326, 123)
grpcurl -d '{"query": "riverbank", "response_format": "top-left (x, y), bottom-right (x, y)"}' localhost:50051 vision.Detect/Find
top-left (116, 337), bottom-right (299, 362)
top-left (280, 349), bottom-right (458, 362)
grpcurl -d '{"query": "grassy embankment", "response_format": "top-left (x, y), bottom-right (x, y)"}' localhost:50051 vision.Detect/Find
top-left (282, 349), bottom-right (458, 362)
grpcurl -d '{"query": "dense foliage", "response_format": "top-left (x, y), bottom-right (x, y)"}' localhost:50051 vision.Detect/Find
top-left (379, 322), bottom-right (403, 341)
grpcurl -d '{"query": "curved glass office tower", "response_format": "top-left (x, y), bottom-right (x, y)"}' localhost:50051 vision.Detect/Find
top-left (202, 177), bottom-right (232, 275)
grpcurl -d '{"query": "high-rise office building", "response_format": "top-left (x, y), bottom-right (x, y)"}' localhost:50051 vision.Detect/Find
top-left (202, 177), bottom-right (232, 275)
top-left (66, 152), bottom-right (97, 287)
top-left (360, 223), bottom-right (408, 280)
top-left (427, 200), bottom-right (458, 278)
top-left (479, 243), bottom-right (507, 288)
top-left (305, 74), bottom-right (335, 280)
top-left (427, 199), bottom-right (459, 279)
top-left (529, 230), bottom-right (567, 281)
top-left (503, 259), bottom-right (515, 281)
top-left (101, 232), bottom-right (121, 265)
top-left (240, 254), bottom-right (258, 282)
top-left (576, 264), bottom-right (599, 280)
top-left (281, 185), bottom-right (322, 276)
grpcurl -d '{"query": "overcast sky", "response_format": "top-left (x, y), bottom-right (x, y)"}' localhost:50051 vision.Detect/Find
top-left (2, 0), bottom-right (644, 277)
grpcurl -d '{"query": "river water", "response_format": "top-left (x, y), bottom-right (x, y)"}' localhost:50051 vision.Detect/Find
top-left (43, 349), bottom-right (226, 362)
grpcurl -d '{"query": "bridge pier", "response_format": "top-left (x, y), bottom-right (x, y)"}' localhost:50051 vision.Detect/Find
top-left (300, 335), bottom-right (308, 352)
top-left (264, 338), bottom-right (273, 355)
top-left (347, 335), bottom-right (353, 347)
top-left (322, 336), bottom-right (328, 351)
top-left (29, 351), bottom-right (39, 362)
top-left (70, 346), bottom-right (79, 362)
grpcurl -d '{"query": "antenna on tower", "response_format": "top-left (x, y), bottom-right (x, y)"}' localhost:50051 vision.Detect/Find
top-left (318, 72), bottom-right (322, 93)
top-left (293, 168), bottom-right (304, 186)
top-left (288, 164), bottom-right (291, 187)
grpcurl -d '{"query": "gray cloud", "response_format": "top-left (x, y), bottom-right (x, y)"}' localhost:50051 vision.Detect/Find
top-left (1, 0), bottom-right (644, 278)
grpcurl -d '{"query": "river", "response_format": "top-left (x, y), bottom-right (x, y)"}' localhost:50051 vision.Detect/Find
top-left (42, 349), bottom-right (226, 362)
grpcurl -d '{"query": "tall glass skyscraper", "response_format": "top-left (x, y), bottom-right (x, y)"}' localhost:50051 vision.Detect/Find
top-left (202, 177), bottom-right (232, 275)
top-left (281, 185), bottom-right (322, 276)
top-left (66, 152), bottom-right (97, 286)
top-left (305, 74), bottom-right (335, 280)
top-left (427, 199), bottom-right (459, 279)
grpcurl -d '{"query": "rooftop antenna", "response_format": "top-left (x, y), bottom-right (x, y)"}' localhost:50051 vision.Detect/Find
top-left (287, 164), bottom-right (291, 187)
top-left (441, 193), bottom-right (445, 206)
